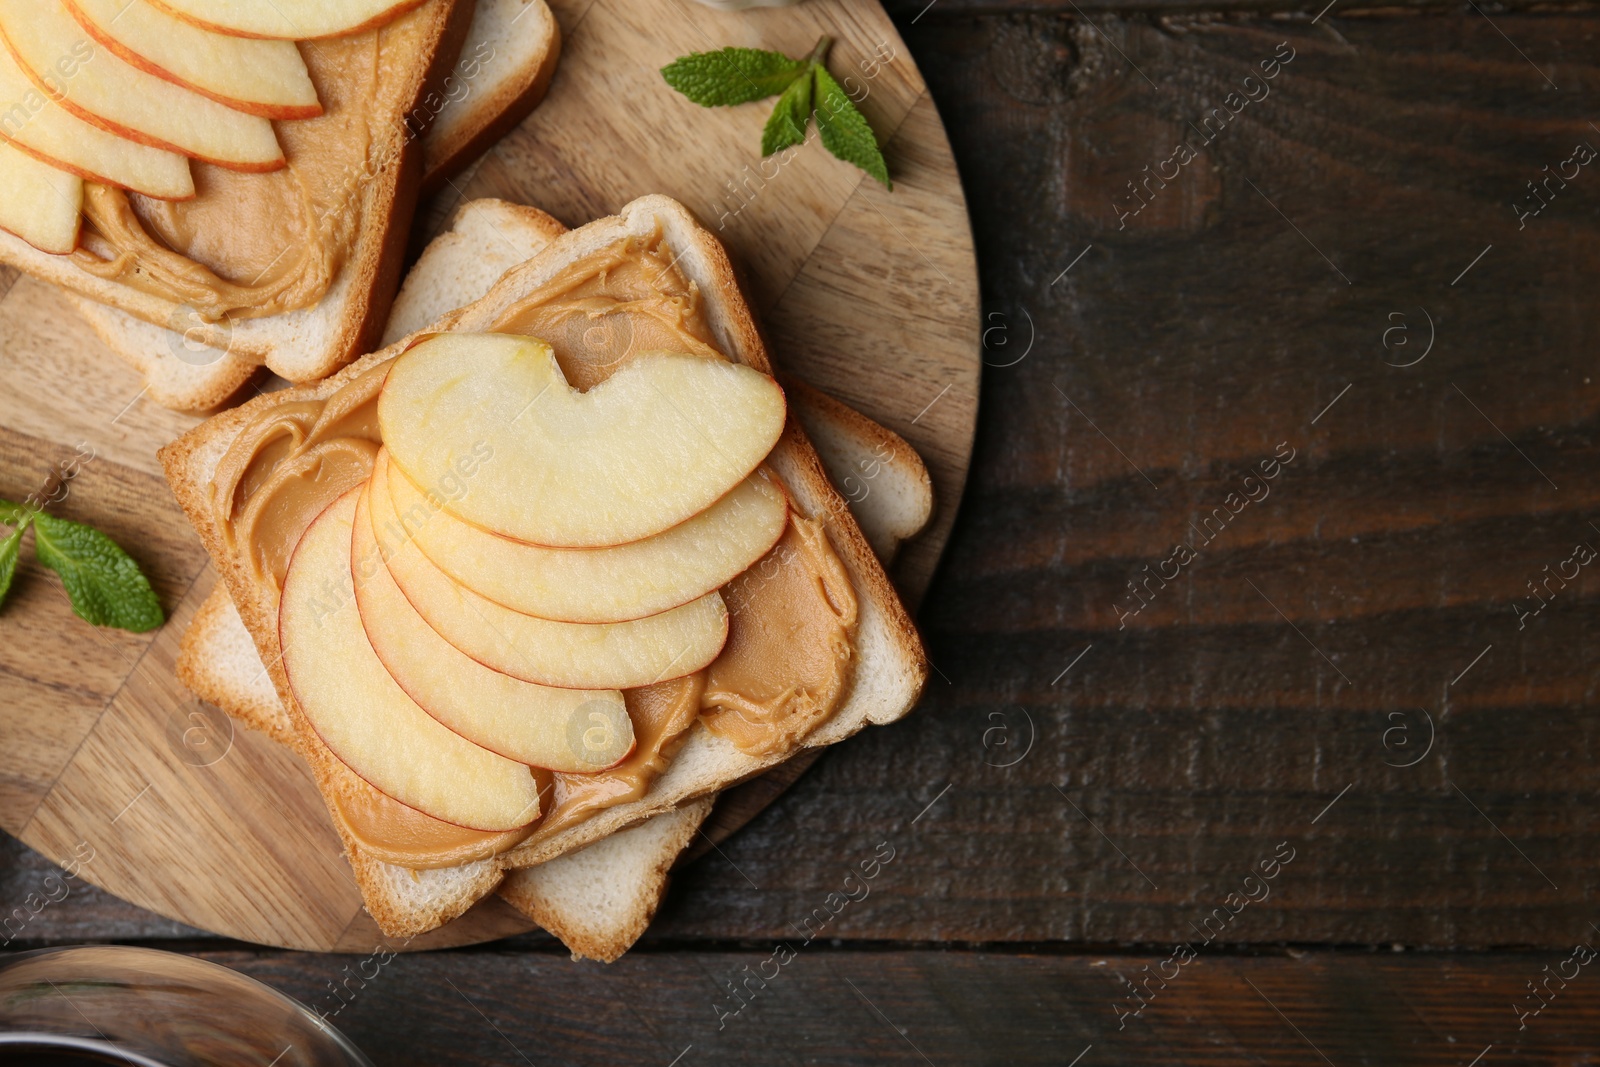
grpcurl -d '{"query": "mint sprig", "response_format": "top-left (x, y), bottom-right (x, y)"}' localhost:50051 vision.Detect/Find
top-left (662, 36), bottom-right (892, 189)
top-left (662, 47), bottom-right (807, 107)
top-left (813, 66), bottom-right (890, 190)
top-left (0, 524), bottom-right (21, 606)
top-left (0, 499), bottom-right (164, 632)
top-left (762, 67), bottom-right (813, 157)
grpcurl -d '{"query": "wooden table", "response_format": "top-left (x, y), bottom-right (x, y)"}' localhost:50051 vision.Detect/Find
top-left (5, 0), bottom-right (1599, 1062)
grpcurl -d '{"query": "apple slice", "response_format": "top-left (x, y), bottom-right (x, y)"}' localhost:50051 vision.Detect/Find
top-left (352, 479), bottom-right (635, 772)
top-left (378, 333), bottom-right (787, 548)
top-left (144, 0), bottom-right (425, 40)
top-left (386, 454), bottom-right (789, 623)
top-left (280, 487), bottom-right (540, 832)
top-left (0, 0), bottom-right (283, 172)
top-left (0, 145), bottom-right (80, 253)
top-left (0, 41), bottom-right (192, 199)
top-left (367, 457), bottom-right (729, 690)
top-left (323, 741), bottom-right (542, 869)
top-left (65, 0), bottom-right (320, 120)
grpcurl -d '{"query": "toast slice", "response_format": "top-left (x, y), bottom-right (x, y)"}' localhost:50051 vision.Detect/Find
top-left (162, 194), bottom-right (928, 941)
top-left (787, 379), bottom-right (934, 565)
top-left (383, 198), bottom-right (566, 343)
top-left (176, 197), bottom-right (934, 958)
top-left (496, 796), bottom-right (714, 962)
top-left (421, 0), bottom-right (561, 195)
top-left (6, 0), bottom-right (561, 412)
top-left (66, 0), bottom-right (561, 413)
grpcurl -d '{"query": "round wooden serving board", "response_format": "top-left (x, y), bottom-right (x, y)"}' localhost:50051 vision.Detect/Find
top-left (0, 0), bottom-right (978, 951)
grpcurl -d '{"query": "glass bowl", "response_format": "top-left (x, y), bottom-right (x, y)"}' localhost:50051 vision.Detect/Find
top-left (0, 946), bottom-right (372, 1066)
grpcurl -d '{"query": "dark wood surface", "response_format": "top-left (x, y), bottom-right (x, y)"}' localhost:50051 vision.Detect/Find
top-left (6, 2), bottom-right (1600, 1062)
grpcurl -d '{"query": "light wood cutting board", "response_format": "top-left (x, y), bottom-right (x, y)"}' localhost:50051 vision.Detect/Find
top-left (0, 0), bottom-right (978, 951)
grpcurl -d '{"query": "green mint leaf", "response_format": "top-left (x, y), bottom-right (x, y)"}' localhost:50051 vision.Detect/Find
top-left (662, 47), bottom-right (806, 107)
top-left (762, 68), bottom-right (813, 156)
top-left (32, 512), bottom-right (163, 632)
top-left (0, 498), bottom-right (30, 526)
top-left (813, 66), bottom-right (891, 189)
top-left (0, 523), bottom-right (22, 611)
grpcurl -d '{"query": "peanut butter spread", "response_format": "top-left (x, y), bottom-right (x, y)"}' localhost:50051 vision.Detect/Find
top-left (488, 232), bottom-right (725, 389)
top-left (329, 759), bottom-right (539, 870)
top-left (71, 9), bottom-right (437, 321)
top-left (211, 229), bottom-right (857, 865)
top-left (703, 518), bottom-right (858, 754)
top-left (331, 676), bottom-right (704, 869)
top-left (521, 672), bottom-right (704, 847)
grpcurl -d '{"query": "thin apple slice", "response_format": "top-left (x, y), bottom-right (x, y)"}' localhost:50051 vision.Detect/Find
top-left (352, 478), bottom-right (635, 772)
top-left (386, 454), bottom-right (789, 623)
top-left (144, 0), bottom-right (424, 39)
top-left (0, 145), bottom-right (80, 253)
top-left (65, 0), bottom-right (320, 119)
top-left (367, 458), bottom-right (729, 690)
top-left (378, 333), bottom-right (787, 548)
top-left (0, 41), bottom-right (191, 198)
top-left (0, 0), bottom-right (283, 172)
top-left (280, 487), bottom-right (540, 832)
top-left (323, 741), bottom-right (540, 870)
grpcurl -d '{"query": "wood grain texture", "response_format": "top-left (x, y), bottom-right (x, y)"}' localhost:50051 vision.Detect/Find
top-left (703, 9), bottom-right (1594, 949)
top-left (886, 0), bottom-right (1573, 13)
top-left (0, 0), bottom-right (978, 950)
top-left (166, 948), bottom-right (1600, 1065)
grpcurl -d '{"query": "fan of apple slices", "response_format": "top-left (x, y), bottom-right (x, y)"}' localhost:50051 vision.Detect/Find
top-left (280, 334), bottom-right (791, 831)
top-left (0, 0), bottom-right (414, 254)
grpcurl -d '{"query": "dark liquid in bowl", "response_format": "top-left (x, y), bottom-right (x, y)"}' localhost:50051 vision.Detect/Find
top-left (0, 1040), bottom-right (171, 1066)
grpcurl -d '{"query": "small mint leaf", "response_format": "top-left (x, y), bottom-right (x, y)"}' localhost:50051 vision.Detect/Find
top-left (813, 66), bottom-right (891, 189)
top-left (0, 523), bottom-right (22, 611)
top-left (32, 513), bottom-right (163, 632)
top-left (662, 48), bottom-right (806, 107)
top-left (0, 498), bottom-right (29, 526)
top-left (762, 69), bottom-right (813, 156)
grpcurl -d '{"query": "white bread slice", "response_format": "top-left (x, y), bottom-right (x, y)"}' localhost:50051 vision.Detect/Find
top-left (66, 301), bottom-right (263, 413)
top-left (382, 198), bottom-right (567, 344)
top-left (179, 579), bottom-right (294, 746)
top-left (497, 796), bottom-right (714, 962)
top-left (4, 0), bottom-right (511, 412)
top-left (67, 0), bottom-right (561, 412)
top-left (459, 203), bottom-right (927, 870)
top-left (162, 194), bottom-right (928, 943)
top-left (786, 378), bottom-right (933, 565)
top-left (421, 0), bottom-right (560, 194)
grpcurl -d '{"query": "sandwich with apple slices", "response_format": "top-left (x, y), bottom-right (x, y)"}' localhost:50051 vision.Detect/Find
top-left (0, 0), bottom-right (559, 410)
top-left (178, 197), bottom-right (934, 960)
top-left (161, 195), bottom-right (930, 951)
